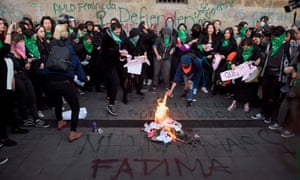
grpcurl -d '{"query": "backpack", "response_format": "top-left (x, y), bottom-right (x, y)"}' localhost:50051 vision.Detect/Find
top-left (46, 46), bottom-right (71, 72)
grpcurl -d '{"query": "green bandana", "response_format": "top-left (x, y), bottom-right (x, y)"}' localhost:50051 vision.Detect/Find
top-left (163, 36), bottom-right (170, 47)
top-left (226, 62), bottom-right (232, 70)
top-left (198, 44), bottom-right (204, 53)
top-left (45, 31), bottom-right (52, 40)
top-left (68, 28), bottom-right (73, 34)
top-left (271, 32), bottom-right (286, 56)
top-left (110, 28), bottom-right (122, 44)
top-left (240, 27), bottom-right (247, 39)
top-left (23, 35), bottom-right (40, 59)
top-left (0, 40), bottom-right (3, 49)
top-left (83, 40), bottom-right (93, 53)
top-left (242, 46), bottom-right (253, 62)
top-left (130, 36), bottom-right (139, 47)
top-left (76, 31), bottom-right (87, 39)
top-left (178, 29), bottom-right (187, 43)
top-left (222, 40), bottom-right (229, 47)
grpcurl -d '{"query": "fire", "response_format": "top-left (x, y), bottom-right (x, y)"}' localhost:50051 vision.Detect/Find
top-left (144, 95), bottom-right (184, 144)
top-left (154, 95), bottom-right (168, 123)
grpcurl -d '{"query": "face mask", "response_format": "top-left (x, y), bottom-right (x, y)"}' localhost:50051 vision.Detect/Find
top-left (178, 29), bottom-right (187, 43)
top-left (260, 21), bottom-right (266, 27)
top-left (132, 36), bottom-right (139, 42)
top-left (167, 21), bottom-right (173, 29)
top-left (130, 36), bottom-right (139, 47)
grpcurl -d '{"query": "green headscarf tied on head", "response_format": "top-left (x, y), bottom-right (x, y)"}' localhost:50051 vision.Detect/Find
top-left (222, 39), bottom-right (229, 47)
top-left (163, 36), bottom-right (170, 47)
top-left (0, 40), bottom-right (3, 49)
top-left (178, 29), bottom-right (187, 43)
top-left (271, 32), bottom-right (286, 56)
top-left (23, 35), bottom-right (40, 59)
top-left (130, 36), bottom-right (139, 47)
top-left (110, 27), bottom-right (122, 44)
top-left (242, 45), bottom-right (253, 62)
top-left (83, 40), bottom-right (93, 53)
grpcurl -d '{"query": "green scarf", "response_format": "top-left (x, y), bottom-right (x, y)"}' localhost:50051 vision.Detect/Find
top-left (76, 31), bottom-right (87, 39)
top-left (178, 29), bottom-right (187, 43)
top-left (23, 35), bottom-right (40, 58)
top-left (222, 39), bottom-right (229, 47)
top-left (240, 27), bottom-right (247, 39)
top-left (130, 36), bottom-right (139, 47)
top-left (68, 28), bottom-right (73, 34)
top-left (83, 40), bottom-right (93, 53)
top-left (110, 28), bottom-right (122, 44)
top-left (0, 40), bottom-right (3, 49)
top-left (198, 44), bottom-right (204, 53)
top-left (242, 46), bottom-right (253, 62)
top-left (163, 36), bottom-right (170, 47)
top-left (271, 32), bottom-right (286, 56)
top-left (226, 62), bottom-right (232, 70)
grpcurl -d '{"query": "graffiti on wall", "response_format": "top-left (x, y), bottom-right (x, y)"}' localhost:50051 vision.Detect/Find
top-left (50, 0), bottom-right (291, 30)
top-left (0, 0), bottom-right (292, 32)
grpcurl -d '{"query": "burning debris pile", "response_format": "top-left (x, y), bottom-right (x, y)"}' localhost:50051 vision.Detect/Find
top-left (143, 95), bottom-right (184, 144)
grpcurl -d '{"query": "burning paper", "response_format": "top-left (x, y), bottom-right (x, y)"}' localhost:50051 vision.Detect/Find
top-left (143, 95), bottom-right (184, 144)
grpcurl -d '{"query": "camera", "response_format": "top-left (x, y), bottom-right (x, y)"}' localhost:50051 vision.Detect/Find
top-left (284, 0), bottom-right (300, 12)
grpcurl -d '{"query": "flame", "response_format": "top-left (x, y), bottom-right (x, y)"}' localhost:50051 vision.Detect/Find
top-left (154, 95), bottom-right (168, 123)
top-left (153, 95), bottom-right (177, 142)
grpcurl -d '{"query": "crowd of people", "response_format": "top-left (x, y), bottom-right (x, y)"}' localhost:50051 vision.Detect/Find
top-left (0, 13), bottom-right (299, 165)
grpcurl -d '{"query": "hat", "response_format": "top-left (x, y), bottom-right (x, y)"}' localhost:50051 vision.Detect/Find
top-left (57, 14), bottom-right (69, 24)
top-left (85, 21), bottom-right (94, 26)
top-left (181, 55), bottom-right (192, 74)
top-left (129, 28), bottom-right (139, 38)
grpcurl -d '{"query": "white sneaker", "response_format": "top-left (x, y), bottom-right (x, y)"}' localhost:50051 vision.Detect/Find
top-left (201, 87), bottom-right (208, 94)
top-left (243, 103), bottom-right (250, 112)
top-left (147, 79), bottom-right (152, 86)
top-left (193, 88), bottom-right (197, 95)
top-left (268, 123), bottom-right (282, 130)
top-left (281, 130), bottom-right (295, 138)
top-left (38, 110), bottom-right (45, 118)
top-left (251, 113), bottom-right (265, 120)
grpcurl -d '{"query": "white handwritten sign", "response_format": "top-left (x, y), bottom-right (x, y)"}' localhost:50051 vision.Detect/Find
top-left (220, 62), bottom-right (258, 82)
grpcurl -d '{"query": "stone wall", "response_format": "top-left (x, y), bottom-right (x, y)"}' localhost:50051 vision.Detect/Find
top-left (0, 0), bottom-right (297, 32)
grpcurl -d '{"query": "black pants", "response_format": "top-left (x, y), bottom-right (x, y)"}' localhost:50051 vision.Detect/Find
top-left (0, 90), bottom-right (17, 139)
top-left (261, 74), bottom-right (282, 119)
top-left (105, 67), bottom-right (120, 105)
top-left (46, 80), bottom-right (79, 131)
top-left (15, 75), bottom-right (39, 120)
